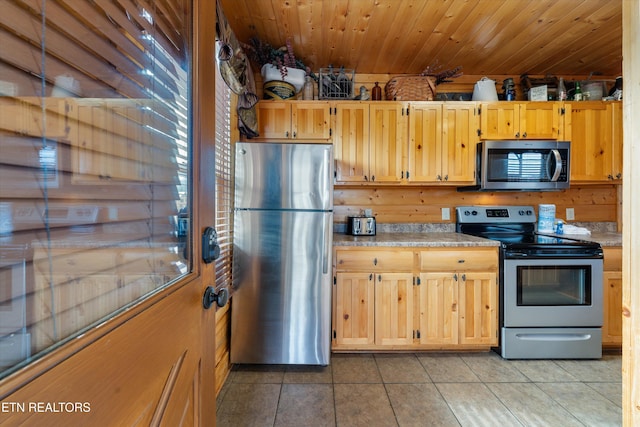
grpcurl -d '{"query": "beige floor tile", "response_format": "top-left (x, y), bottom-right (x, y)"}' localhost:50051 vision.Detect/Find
top-left (275, 384), bottom-right (335, 427)
top-left (231, 364), bottom-right (286, 383)
top-left (507, 359), bottom-right (578, 382)
top-left (334, 383), bottom-right (397, 427)
top-left (460, 352), bottom-right (529, 383)
top-left (554, 356), bottom-right (622, 382)
top-left (436, 382), bottom-right (523, 426)
top-left (417, 353), bottom-right (480, 383)
top-left (537, 382), bottom-right (622, 426)
top-left (216, 382), bottom-right (281, 426)
top-left (284, 364), bottom-right (333, 384)
top-left (386, 383), bottom-right (460, 427)
top-left (331, 354), bottom-right (382, 383)
top-left (374, 353), bottom-right (431, 383)
top-left (586, 382), bottom-right (623, 407)
top-left (487, 382), bottom-right (583, 426)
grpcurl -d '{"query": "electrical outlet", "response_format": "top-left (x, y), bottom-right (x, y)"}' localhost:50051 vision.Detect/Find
top-left (566, 208), bottom-right (575, 221)
top-left (441, 207), bottom-right (450, 221)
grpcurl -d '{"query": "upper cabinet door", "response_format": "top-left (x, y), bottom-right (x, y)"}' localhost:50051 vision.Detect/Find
top-left (256, 101), bottom-right (292, 139)
top-left (334, 102), bottom-right (370, 183)
top-left (565, 101), bottom-right (621, 182)
top-left (441, 102), bottom-right (478, 183)
top-left (369, 102), bottom-right (406, 183)
top-left (408, 102), bottom-right (443, 183)
top-left (479, 102), bottom-right (519, 139)
top-left (520, 102), bottom-right (562, 139)
top-left (291, 101), bottom-right (331, 140)
top-left (479, 102), bottom-right (561, 140)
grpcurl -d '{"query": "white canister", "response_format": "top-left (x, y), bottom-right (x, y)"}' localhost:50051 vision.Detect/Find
top-left (538, 204), bottom-right (556, 233)
top-left (471, 77), bottom-right (498, 101)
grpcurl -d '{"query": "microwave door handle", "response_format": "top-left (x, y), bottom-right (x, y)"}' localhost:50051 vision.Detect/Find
top-left (548, 149), bottom-right (562, 181)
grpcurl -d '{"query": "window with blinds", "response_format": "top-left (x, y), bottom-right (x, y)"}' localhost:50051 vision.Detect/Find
top-left (0, 1), bottom-right (192, 378)
top-left (214, 64), bottom-right (233, 292)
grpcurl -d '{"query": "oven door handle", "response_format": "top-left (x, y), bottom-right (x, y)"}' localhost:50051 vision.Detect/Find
top-left (547, 149), bottom-right (562, 182)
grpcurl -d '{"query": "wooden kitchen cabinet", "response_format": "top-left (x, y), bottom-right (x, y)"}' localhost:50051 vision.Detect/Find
top-left (333, 249), bottom-right (414, 349)
top-left (602, 246), bottom-right (622, 346)
top-left (479, 102), bottom-right (562, 140)
top-left (334, 102), bottom-right (370, 183)
top-left (255, 100), bottom-right (331, 140)
top-left (408, 102), bottom-right (477, 184)
top-left (564, 101), bottom-right (623, 183)
top-left (418, 247), bottom-right (498, 346)
top-left (334, 101), bottom-right (406, 184)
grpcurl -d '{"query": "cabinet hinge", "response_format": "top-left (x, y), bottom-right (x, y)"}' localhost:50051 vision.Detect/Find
top-left (333, 276), bottom-right (336, 285)
top-left (406, 171), bottom-right (410, 179)
top-left (330, 128), bottom-right (332, 137)
top-left (406, 107), bottom-right (410, 116)
top-left (333, 330), bottom-right (336, 339)
top-left (416, 330), bottom-right (421, 339)
top-left (416, 276), bottom-right (421, 285)
top-left (561, 107), bottom-right (566, 115)
top-left (477, 107), bottom-right (481, 115)
top-left (477, 129), bottom-right (481, 137)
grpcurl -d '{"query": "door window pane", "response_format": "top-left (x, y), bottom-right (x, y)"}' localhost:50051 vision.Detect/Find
top-left (0, 1), bottom-right (191, 378)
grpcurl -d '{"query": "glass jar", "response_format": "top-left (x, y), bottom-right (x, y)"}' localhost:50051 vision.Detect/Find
top-left (303, 76), bottom-right (314, 100)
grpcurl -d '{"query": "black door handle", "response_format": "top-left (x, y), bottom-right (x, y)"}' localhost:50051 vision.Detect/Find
top-left (203, 286), bottom-right (228, 309)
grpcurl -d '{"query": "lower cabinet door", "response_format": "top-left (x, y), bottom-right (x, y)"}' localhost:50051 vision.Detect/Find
top-left (374, 273), bottom-right (414, 346)
top-left (417, 272), bottom-right (458, 345)
top-left (458, 272), bottom-right (498, 345)
top-left (334, 272), bottom-right (375, 347)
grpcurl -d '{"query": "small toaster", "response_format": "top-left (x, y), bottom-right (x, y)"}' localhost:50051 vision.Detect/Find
top-left (346, 216), bottom-right (376, 236)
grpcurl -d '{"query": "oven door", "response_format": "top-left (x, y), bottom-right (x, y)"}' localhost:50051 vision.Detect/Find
top-left (503, 257), bottom-right (603, 327)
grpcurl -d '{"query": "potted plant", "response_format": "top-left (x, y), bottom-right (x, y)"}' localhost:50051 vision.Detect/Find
top-left (244, 37), bottom-right (312, 93)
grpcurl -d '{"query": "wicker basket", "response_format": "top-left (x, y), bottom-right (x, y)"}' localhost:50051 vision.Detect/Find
top-left (384, 74), bottom-right (437, 101)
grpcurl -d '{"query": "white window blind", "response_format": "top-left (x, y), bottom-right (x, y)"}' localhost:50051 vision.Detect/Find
top-left (214, 64), bottom-right (233, 291)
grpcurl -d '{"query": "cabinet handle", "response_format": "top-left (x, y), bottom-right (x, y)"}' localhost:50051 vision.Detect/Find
top-left (453, 273), bottom-right (458, 281)
top-left (436, 174), bottom-right (442, 181)
top-left (608, 174), bottom-right (614, 180)
top-left (444, 175), bottom-right (449, 181)
top-left (617, 173), bottom-right (622, 179)
top-left (515, 132), bottom-right (520, 138)
top-left (371, 175), bottom-right (375, 181)
top-left (369, 273), bottom-right (373, 281)
top-left (378, 274), bottom-right (382, 282)
top-left (458, 259), bottom-right (465, 263)
top-left (285, 131), bottom-right (289, 138)
top-left (522, 132), bottom-right (527, 138)
top-left (293, 131), bottom-right (297, 138)
top-left (373, 258), bottom-right (378, 266)
top-left (461, 273), bottom-right (466, 281)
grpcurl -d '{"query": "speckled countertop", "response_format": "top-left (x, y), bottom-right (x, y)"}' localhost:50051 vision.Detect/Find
top-left (333, 232), bottom-right (500, 248)
top-left (333, 222), bottom-right (622, 248)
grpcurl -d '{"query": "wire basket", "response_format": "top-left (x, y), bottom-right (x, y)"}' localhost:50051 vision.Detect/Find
top-left (385, 74), bottom-right (437, 101)
top-left (318, 68), bottom-right (355, 99)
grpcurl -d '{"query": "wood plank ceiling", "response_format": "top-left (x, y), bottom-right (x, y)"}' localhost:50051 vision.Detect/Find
top-left (220, 0), bottom-right (622, 77)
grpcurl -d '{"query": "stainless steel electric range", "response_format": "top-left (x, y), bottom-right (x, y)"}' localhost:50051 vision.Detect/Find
top-left (456, 205), bottom-right (603, 359)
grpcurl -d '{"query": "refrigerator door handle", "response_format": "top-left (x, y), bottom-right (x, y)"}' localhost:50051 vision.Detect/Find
top-left (322, 215), bottom-right (331, 275)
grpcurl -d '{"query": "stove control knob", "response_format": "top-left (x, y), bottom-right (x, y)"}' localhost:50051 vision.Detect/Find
top-left (526, 209), bottom-right (533, 216)
top-left (471, 210), bottom-right (478, 216)
top-left (464, 210), bottom-right (471, 216)
top-left (518, 210), bottom-right (525, 216)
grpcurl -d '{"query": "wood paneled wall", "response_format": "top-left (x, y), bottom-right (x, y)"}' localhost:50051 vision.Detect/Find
top-left (335, 184), bottom-right (620, 226)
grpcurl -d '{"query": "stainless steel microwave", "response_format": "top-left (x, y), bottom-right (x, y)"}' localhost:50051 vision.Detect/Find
top-left (459, 140), bottom-right (570, 192)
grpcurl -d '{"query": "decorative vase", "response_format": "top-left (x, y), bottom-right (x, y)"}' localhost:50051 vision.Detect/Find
top-left (261, 64), bottom-right (306, 93)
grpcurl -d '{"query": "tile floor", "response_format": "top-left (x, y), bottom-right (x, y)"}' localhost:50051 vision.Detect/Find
top-left (216, 351), bottom-right (622, 427)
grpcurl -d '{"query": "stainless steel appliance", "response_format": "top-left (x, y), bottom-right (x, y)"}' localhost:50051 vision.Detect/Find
top-left (459, 140), bottom-right (570, 192)
top-left (346, 216), bottom-right (376, 235)
top-left (231, 142), bottom-right (333, 365)
top-left (456, 205), bottom-right (603, 359)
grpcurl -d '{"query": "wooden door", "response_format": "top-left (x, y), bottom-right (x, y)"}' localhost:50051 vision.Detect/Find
top-left (374, 273), bottom-right (414, 346)
top-left (565, 101), bottom-right (615, 182)
top-left (519, 102), bottom-right (562, 139)
top-left (291, 101), bottom-right (331, 140)
top-left (334, 272), bottom-right (375, 347)
top-left (334, 102), bottom-right (370, 183)
top-left (0, 1), bottom-right (217, 425)
top-left (417, 273), bottom-right (458, 345)
top-left (479, 102), bottom-right (519, 139)
top-left (442, 103), bottom-right (478, 183)
top-left (458, 272), bottom-right (498, 345)
top-left (408, 102), bottom-right (442, 183)
top-left (369, 102), bottom-right (406, 183)
top-left (256, 101), bottom-right (292, 139)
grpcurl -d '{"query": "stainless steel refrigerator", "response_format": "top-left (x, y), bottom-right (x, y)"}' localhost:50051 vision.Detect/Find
top-left (231, 142), bottom-right (333, 365)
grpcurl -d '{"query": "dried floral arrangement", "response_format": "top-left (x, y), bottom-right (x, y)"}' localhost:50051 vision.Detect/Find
top-left (243, 37), bottom-right (314, 80)
top-left (421, 61), bottom-right (463, 85)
